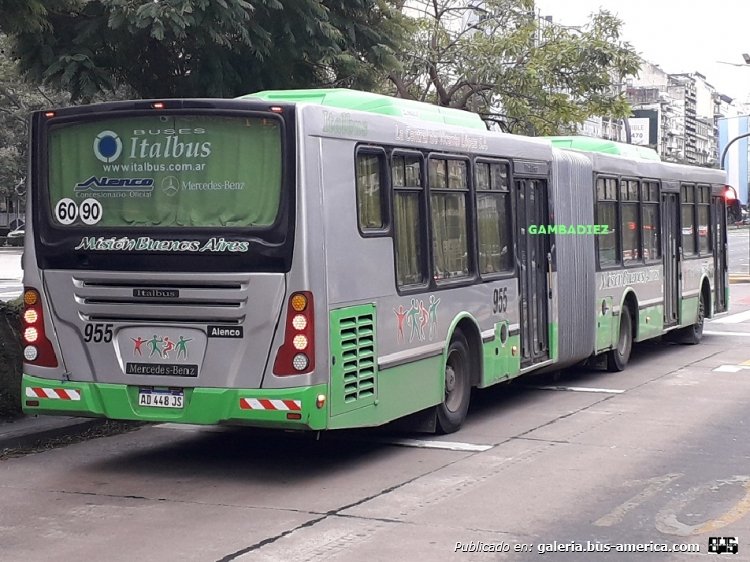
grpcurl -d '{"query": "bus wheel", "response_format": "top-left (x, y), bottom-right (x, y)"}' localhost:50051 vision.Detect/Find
top-left (437, 331), bottom-right (471, 434)
top-left (606, 308), bottom-right (632, 372)
top-left (680, 293), bottom-right (705, 345)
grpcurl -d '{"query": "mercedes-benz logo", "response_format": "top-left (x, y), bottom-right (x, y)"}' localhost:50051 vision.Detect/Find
top-left (161, 176), bottom-right (179, 197)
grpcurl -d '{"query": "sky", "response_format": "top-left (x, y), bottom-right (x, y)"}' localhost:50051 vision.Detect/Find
top-left (534, 0), bottom-right (750, 103)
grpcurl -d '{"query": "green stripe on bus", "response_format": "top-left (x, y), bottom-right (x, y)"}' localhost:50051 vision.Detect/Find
top-left (544, 136), bottom-right (661, 161)
top-left (549, 322), bottom-right (558, 362)
top-left (680, 296), bottom-right (700, 327)
top-left (636, 304), bottom-right (664, 341)
top-left (242, 88), bottom-right (487, 130)
top-left (21, 374), bottom-right (328, 430)
top-left (327, 355), bottom-right (443, 430)
top-left (480, 329), bottom-right (521, 388)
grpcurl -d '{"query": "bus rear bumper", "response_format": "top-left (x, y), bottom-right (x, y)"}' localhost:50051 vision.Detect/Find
top-left (21, 374), bottom-right (329, 430)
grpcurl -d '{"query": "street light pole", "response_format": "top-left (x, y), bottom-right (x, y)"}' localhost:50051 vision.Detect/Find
top-left (720, 132), bottom-right (750, 170)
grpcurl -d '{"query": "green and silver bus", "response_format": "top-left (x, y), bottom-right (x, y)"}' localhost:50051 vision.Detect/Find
top-left (21, 89), bottom-right (728, 433)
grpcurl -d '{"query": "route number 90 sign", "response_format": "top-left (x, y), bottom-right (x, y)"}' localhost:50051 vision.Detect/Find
top-left (54, 198), bottom-right (103, 226)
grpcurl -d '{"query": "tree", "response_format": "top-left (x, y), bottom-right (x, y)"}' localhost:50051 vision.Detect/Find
top-left (0, 33), bottom-right (69, 202)
top-left (388, 0), bottom-right (641, 135)
top-left (1, 0), bottom-right (405, 103)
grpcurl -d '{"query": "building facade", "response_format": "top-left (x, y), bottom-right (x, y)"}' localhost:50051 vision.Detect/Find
top-left (625, 61), bottom-right (739, 166)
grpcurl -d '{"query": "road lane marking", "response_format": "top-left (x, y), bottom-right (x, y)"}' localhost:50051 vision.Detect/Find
top-left (713, 365), bottom-right (748, 373)
top-left (155, 423), bottom-right (492, 452)
top-left (704, 330), bottom-right (750, 337)
top-left (595, 473), bottom-right (683, 527)
top-left (364, 438), bottom-right (492, 452)
top-left (711, 309), bottom-right (750, 324)
top-left (698, 480), bottom-right (750, 534)
top-left (656, 476), bottom-right (750, 536)
top-left (528, 385), bottom-right (625, 394)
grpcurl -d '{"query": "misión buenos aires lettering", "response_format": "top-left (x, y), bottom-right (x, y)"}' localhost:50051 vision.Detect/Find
top-left (74, 236), bottom-right (249, 253)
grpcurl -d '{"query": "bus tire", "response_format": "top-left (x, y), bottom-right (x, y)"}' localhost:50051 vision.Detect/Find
top-left (606, 307), bottom-right (632, 372)
top-left (679, 293), bottom-right (705, 345)
top-left (436, 331), bottom-right (471, 434)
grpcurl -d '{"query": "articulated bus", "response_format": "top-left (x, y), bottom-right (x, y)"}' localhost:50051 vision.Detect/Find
top-left (21, 89), bottom-right (728, 433)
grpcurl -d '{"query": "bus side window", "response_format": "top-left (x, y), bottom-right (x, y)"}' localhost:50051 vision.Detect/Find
top-left (430, 157), bottom-right (470, 281)
top-left (392, 153), bottom-right (427, 287)
top-left (355, 149), bottom-right (388, 233)
top-left (681, 184), bottom-right (696, 257)
top-left (476, 160), bottom-right (513, 275)
top-left (696, 185), bottom-right (711, 254)
top-left (621, 178), bottom-right (640, 263)
top-left (596, 176), bottom-right (619, 267)
top-left (642, 180), bottom-right (661, 261)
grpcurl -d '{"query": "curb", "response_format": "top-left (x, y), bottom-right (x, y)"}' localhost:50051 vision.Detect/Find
top-left (0, 416), bottom-right (106, 452)
top-left (729, 276), bottom-right (750, 284)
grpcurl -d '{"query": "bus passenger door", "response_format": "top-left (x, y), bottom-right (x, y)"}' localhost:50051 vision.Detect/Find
top-left (515, 178), bottom-right (550, 367)
top-left (712, 196), bottom-right (728, 313)
top-left (662, 192), bottom-right (680, 326)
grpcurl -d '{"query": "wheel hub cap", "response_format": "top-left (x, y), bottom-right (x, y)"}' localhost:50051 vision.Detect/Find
top-left (445, 365), bottom-right (456, 393)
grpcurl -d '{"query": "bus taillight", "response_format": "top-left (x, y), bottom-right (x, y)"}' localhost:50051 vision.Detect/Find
top-left (22, 288), bottom-right (58, 367)
top-left (273, 292), bottom-right (315, 375)
top-left (724, 186), bottom-right (743, 223)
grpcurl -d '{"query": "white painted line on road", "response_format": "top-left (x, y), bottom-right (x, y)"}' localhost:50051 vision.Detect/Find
top-left (704, 330), bottom-right (750, 337)
top-left (368, 437), bottom-right (493, 452)
top-left (332, 432), bottom-right (494, 452)
top-left (155, 423), bottom-right (493, 452)
top-left (713, 365), bottom-right (748, 373)
top-left (711, 309), bottom-right (750, 324)
top-left (529, 385), bottom-right (625, 394)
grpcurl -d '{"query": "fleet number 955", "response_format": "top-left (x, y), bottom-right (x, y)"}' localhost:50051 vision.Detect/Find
top-left (493, 288), bottom-right (508, 313)
top-left (83, 323), bottom-right (113, 343)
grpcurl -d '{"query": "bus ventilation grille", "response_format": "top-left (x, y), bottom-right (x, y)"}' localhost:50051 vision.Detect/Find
top-left (339, 313), bottom-right (376, 403)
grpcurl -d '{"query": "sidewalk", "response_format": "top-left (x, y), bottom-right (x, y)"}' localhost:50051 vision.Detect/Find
top-left (0, 415), bottom-right (104, 451)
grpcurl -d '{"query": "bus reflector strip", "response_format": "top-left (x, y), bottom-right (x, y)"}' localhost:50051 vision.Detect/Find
top-left (25, 387), bottom-right (81, 401)
top-left (239, 398), bottom-right (301, 411)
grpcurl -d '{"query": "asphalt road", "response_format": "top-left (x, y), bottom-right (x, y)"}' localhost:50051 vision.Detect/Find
top-left (3, 287), bottom-right (750, 561)
top-left (729, 227), bottom-right (750, 276)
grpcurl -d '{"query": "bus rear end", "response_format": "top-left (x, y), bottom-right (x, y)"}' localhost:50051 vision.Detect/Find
top-left (22, 100), bottom-right (327, 430)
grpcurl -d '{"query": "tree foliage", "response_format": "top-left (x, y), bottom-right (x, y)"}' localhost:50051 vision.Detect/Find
top-left (389, 0), bottom-right (641, 135)
top-left (0, 33), bottom-right (69, 199)
top-left (1, 0), bottom-right (405, 102)
top-left (0, 0), bottom-right (642, 140)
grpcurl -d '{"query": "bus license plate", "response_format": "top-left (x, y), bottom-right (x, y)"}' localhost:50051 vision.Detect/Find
top-left (138, 390), bottom-right (183, 409)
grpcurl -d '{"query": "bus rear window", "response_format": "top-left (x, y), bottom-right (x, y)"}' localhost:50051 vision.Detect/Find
top-left (46, 115), bottom-right (282, 229)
